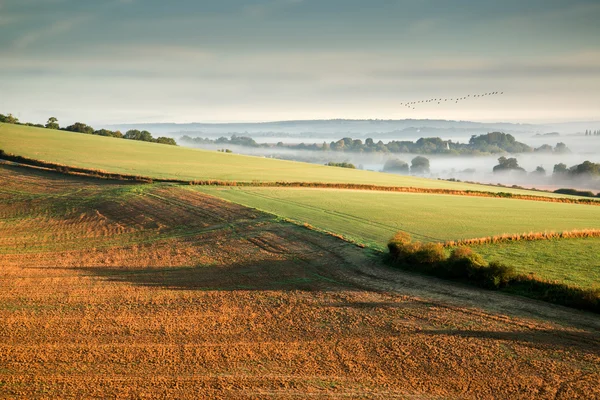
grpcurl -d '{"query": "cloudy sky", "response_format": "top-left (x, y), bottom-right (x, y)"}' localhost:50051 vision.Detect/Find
top-left (1, 0), bottom-right (599, 125)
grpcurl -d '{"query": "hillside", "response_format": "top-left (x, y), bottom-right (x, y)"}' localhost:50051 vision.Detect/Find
top-left (1, 164), bottom-right (599, 398)
top-left (0, 123), bottom-right (586, 198)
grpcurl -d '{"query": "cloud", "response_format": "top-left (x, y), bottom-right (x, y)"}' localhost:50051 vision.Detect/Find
top-left (12, 15), bottom-right (89, 49)
top-left (243, 0), bottom-right (304, 18)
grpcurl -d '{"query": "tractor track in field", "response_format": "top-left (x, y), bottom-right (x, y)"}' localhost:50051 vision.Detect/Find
top-left (2, 163), bottom-right (600, 399)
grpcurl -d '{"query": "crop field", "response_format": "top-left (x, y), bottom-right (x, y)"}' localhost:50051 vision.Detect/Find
top-left (2, 164), bottom-right (600, 399)
top-left (0, 123), bottom-right (589, 198)
top-left (473, 238), bottom-right (600, 289)
top-left (196, 187), bottom-right (600, 248)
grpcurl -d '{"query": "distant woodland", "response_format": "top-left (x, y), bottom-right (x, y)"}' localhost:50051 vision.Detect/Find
top-left (181, 132), bottom-right (569, 156)
top-left (0, 113), bottom-right (177, 146)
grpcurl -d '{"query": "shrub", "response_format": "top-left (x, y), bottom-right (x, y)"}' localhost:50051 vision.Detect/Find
top-left (554, 188), bottom-right (597, 198)
top-left (388, 232), bottom-right (514, 288)
top-left (387, 230), bottom-right (598, 312)
top-left (449, 246), bottom-right (486, 266)
top-left (412, 243), bottom-right (446, 266)
top-left (508, 277), bottom-right (600, 313)
top-left (325, 162), bottom-right (356, 169)
top-left (388, 232), bottom-right (436, 265)
top-left (445, 246), bottom-right (488, 278)
top-left (477, 261), bottom-right (516, 288)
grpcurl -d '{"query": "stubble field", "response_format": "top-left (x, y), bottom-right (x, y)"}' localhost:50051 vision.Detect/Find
top-left (1, 165), bottom-right (599, 399)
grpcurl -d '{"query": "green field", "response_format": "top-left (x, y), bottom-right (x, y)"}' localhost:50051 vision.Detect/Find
top-left (473, 238), bottom-right (600, 289)
top-left (196, 187), bottom-right (600, 249)
top-left (0, 124), bottom-right (587, 198)
top-left (3, 123), bottom-right (599, 292)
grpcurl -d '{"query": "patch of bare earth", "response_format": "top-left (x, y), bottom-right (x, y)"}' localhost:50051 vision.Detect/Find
top-left (0, 165), bottom-right (599, 399)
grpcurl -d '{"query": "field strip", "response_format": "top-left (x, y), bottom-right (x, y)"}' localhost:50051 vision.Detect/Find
top-left (207, 188), bottom-right (444, 243)
top-left (2, 155), bottom-right (599, 205)
top-left (0, 217), bottom-right (272, 255)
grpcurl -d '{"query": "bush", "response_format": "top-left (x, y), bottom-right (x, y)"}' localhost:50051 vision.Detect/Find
top-left (325, 162), bottom-right (356, 169)
top-left (388, 232), bottom-right (514, 288)
top-left (449, 246), bottom-right (486, 266)
top-left (554, 188), bottom-right (597, 198)
top-left (508, 278), bottom-right (600, 313)
top-left (387, 230), bottom-right (598, 313)
top-left (445, 246), bottom-right (487, 278)
top-left (412, 243), bottom-right (446, 266)
top-left (475, 261), bottom-right (516, 289)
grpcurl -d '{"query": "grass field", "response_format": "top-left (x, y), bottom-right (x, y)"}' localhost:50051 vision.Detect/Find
top-left (0, 123), bottom-right (589, 198)
top-left (4, 165), bottom-right (600, 398)
top-left (473, 238), bottom-right (600, 289)
top-left (196, 187), bottom-right (600, 247)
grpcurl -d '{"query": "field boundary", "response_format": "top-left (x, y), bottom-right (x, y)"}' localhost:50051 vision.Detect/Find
top-left (388, 232), bottom-right (600, 313)
top-left (2, 150), bottom-right (600, 206)
top-left (443, 228), bottom-right (600, 247)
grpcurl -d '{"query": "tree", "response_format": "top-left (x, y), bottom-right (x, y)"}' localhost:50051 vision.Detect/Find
top-left (531, 166), bottom-right (546, 176)
top-left (554, 142), bottom-right (570, 154)
top-left (45, 117), bottom-right (59, 130)
top-left (6, 113), bottom-right (18, 124)
top-left (155, 137), bottom-right (177, 146)
top-left (553, 163), bottom-right (568, 175)
top-left (493, 157), bottom-right (525, 173)
top-left (124, 129), bottom-right (154, 142)
top-left (570, 161), bottom-right (600, 176)
top-left (383, 158), bottom-right (409, 173)
top-left (534, 144), bottom-right (553, 153)
top-left (410, 156), bottom-right (430, 174)
top-left (63, 122), bottom-right (94, 134)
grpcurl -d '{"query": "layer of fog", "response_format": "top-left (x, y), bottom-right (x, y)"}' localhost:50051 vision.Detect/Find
top-left (184, 140), bottom-right (600, 192)
top-left (106, 119), bottom-right (600, 137)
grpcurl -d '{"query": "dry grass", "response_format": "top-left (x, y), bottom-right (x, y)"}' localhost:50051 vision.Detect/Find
top-left (1, 165), bottom-right (600, 399)
top-left (443, 228), bottom-right (600, 247)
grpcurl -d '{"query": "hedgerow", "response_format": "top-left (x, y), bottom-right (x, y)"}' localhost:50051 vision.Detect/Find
top-left (2, 150), bottom-right (600, 206)
top-left (388, 232), bottom-right (600, 312)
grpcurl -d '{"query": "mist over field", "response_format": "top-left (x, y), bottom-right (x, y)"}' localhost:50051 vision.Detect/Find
top-left (175, 120), bottom-right (600, 191)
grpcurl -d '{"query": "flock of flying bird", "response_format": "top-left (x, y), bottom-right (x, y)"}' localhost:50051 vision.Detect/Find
top-left (400, 91), bottom-right (504, 110)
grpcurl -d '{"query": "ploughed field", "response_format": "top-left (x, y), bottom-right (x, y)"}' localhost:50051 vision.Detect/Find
top-left (0, 123), bottom-right (589, 198)
top-left (1, 164), bottom-right (600, 399)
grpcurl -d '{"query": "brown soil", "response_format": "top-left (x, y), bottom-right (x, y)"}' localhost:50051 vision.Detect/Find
top-left (1, 165), bottom-right (599, 399)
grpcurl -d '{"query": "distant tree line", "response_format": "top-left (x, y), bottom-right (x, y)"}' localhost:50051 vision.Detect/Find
top-left (181, 132), bottom-right (568, 156)
top-left (584, 129), bottom-right (600, 136)
top-left (491, 157), bottom-right (600, 179)
top-left (0, 113), bottom-right (177, 146)
top-left (181, 134), bottom-right (260, 147)
top-left (553, 161), bottom-right (600, 177)
top-left (325, 162), bottom-right (356, 169)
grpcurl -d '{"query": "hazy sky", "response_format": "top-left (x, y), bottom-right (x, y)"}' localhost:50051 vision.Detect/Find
top-left (1, 0), bottom-right (599, 125)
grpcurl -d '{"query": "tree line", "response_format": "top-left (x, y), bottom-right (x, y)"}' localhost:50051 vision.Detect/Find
top-left (0, 113), bottom-right (177, 146)
top-left (181, 132), bottom-right (569, 155)
top-left (584, 130), bottom-right (600, 136)
top-left (492, 157), bottom-right (600, 177)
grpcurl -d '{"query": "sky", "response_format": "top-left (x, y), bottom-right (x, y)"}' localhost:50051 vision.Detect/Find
top-left (1, 0), bottom-right (599, 126)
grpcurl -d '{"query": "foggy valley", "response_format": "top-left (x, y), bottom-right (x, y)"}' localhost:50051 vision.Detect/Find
top-left (172, 120), bottom-right (600, 192)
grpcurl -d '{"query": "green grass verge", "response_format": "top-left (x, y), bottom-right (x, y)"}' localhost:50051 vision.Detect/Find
top-left (472, 238), bottom-right (600, 289)
top-left (196, 187), bottom-right (600, 249)
top-left (0, 123), bottom-right (589, 197)
top-left (387, 233), bottom-right (599, 312)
